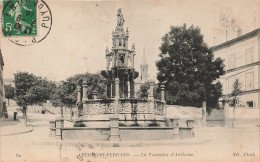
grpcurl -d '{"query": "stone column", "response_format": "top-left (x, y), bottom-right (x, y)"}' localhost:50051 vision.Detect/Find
top-left (115, 78), bottom-right (120, 100)
top-left (127, 81), bottom-right (130, 98)
top-left (106, 56), bottom-right (109, 70)
top-left (148, 81), bottom-right (155, 100)
top-left (93, 90), bottom-right (98, 100)
top-left (131, 56), bottom-right (134, 68)
top-left (130, 81), bottom-right (135, 98)
top-left (224, 97), bottom-right (230, 127)
top-left (82, 83), bottom-right (88, 101)
top-left (111, 82), bottom-right (113, 98)
top-left (202, 101), bottom-right (206, 127)
top-left (160, 84), bottom-right (165, 103)
top-left (172, 118), bottom-right (180, 139)
top-left (77, 85), bottom-right (82, 102)
top-left (114, 78), bottom-right (120, 116)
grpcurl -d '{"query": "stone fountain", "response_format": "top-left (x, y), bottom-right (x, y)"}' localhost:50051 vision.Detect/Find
top-left (50, 9), bottom-right (195, 141)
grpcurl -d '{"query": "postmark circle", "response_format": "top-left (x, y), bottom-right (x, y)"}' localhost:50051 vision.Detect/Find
top-left (2, 0), bottom-right (52, 46)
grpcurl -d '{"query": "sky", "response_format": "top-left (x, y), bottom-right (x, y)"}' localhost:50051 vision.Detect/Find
top-left (1, 0), bottom-right (260, 82)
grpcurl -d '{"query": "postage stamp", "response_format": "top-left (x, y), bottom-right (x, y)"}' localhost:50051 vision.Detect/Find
top-left (2, 0), bottom-right (37, 37)
top-left (2, 0), bottom-right (52, 46)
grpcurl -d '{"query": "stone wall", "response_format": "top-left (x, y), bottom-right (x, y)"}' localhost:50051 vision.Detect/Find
top-left (60, 127), bottom-right (194, 141)
top-left (119, 128), bottom-right (175, 140)
top-left (166, 105), bottom-right (202, 119)
top-left (166, 105), bottom-right (259, 127)
top-left (207, 107), bottom-right (259, 126)
top-left (62, 128), bottom-right (110, 140)
top-left (79, 99), bottom-right (166, 122)
top-left (166, 105), bottom-right (203, 126)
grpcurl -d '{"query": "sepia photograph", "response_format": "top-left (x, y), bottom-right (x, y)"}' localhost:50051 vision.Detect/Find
top-left (0, 0), bottom-right (259, 161)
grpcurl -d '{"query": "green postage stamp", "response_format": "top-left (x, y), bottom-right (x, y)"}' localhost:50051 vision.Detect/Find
top-left (2, 0), bottom-right (37, 36)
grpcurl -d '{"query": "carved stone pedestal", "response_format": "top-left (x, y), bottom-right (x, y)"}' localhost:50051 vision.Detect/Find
top-left (186, 119), bottom-right (195, 137)
top-left (173, 127), bottom-right (180, 140)
top-left (55, 118), bottom-right (64, 140)
top-left (109, 116), bottom-right (120, 141)
top-left (172, 118), bottom-right (180, 140)
top-left (49, 120), bottom-right (56, 137)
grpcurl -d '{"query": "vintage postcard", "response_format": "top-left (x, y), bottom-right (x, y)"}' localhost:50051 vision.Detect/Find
top-left (0, 0), bottom-right (259, 161)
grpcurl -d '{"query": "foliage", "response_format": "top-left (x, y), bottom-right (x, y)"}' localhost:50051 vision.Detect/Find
top-left (137, 81), bottom-right (161, 100)
top-left (50, 72), bottom-right (107, 109)
top-left (26, 79), bottom-right (56, 106)
top-left (206, 82), bottom-right (223, 109)
top-left (49, 84), bottom-right (63, 108)
top-left (4, 84), bottom-right (15, 105)
top-left (14, 72), bottom-right (55, 107)
top-left (14, 72), bottom-right (39, 108)
top-left (229, 79), bottom-right (243, 108)
top-left (137, 82), bottom-right (149, 99)
top-left (156, 24), bottom-right (225, 107)
top-left (69, 73), bottom-right (107, 100)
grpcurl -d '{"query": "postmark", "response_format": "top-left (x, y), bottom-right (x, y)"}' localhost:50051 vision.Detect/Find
top-left (2, 0), bottom-right (52, 46)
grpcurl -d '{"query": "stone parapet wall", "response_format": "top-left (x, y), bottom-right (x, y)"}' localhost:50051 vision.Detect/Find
top-left (80, 99), bottom-right (166, 117)
top-left (119, 128), bottom-right (174, 140)
top-left (60, 127), bottom-right (194, 140)
top-left (62, 128), bottom-right (110, 140)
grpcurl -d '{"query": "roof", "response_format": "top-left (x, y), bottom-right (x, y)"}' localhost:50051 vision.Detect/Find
top-left (212, 28), bottom-right (260, 51)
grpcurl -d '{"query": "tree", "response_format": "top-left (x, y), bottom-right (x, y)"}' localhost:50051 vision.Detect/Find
top-left (156, 24), bottom-right (225, 108)
top-left (50, 72), bottom-right (106, 120)
top-left (137, 82), bottom-right (150, 99)
top-left (137, 81), bottom-right (161, 100)
top-left (229, 78), bottom-right (243, 127)
top-left (50, 83), bottom-right (69, 118)
top-left (4, 84), bottom-right (15, 105)
top-left (14, 72), bottom-right (54, 125)
top-left (26, 78), bottom-right (55, 106)
top-left (14, 72), bottom-right (39, 120)
top-left (50, 85), bottom-right (63, 108)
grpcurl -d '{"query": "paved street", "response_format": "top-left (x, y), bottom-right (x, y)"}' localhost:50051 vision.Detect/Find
top-left (0, 111), bottom-right (259, 162)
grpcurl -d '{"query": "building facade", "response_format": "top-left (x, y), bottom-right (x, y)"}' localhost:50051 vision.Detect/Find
top-left (0, 50), bottom-right (4, 118)
top-left (212, 28), bottom-right (260, 108)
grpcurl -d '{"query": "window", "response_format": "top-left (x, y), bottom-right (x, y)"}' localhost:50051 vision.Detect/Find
top-left (245, 47), bottom-right (254, 64)
top-left (246, 101), bottom-right (254, 107)
top-left (245, 72), bottom-right (254, 90)
top-left (228, 53), bottom-right (236, 69)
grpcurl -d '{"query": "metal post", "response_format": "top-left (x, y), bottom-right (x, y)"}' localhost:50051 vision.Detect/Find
top-left (224, 97), bottom-right (230, 127)
top-left (202, 101), bottom-right (206, 127)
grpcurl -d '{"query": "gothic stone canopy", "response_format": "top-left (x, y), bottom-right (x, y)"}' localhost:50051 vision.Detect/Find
top-left (101, 9), bottom-right (138, 99)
